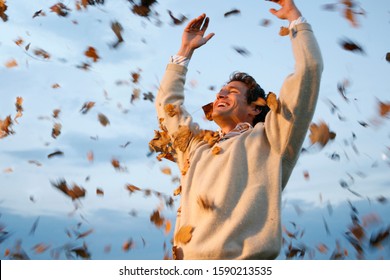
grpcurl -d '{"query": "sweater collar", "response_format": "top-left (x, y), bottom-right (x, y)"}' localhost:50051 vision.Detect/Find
top-left (218, 122), bottom-right (253, 142)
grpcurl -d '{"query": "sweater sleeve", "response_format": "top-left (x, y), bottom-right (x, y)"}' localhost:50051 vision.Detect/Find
top-left (155, 63), bottom-right (200, 171)
top-left (264, 23), bottom-right (323, 186)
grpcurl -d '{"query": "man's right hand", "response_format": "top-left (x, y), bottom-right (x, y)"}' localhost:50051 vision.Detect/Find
top-left (177, 13), bottom-right (215, 59)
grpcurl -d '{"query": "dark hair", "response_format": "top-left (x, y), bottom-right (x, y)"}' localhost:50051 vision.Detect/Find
top-left (228, 72), bottom-right (270, 125)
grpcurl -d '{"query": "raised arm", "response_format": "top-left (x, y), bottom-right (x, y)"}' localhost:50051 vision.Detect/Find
top-left (264, 0), bottom-right (324, 187)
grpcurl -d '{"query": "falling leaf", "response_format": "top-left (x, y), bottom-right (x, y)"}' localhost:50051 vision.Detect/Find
top-left (160, 167), bottom-right (172, 175)
top-left (111, 158), bottom-right (126, 172)
top-left (303, 170), bottom-right (310, 180)
top-left (5, 59), bottom-right (18, 68)
top-left (224, 9), bottom-right (240, 17)
top-left (131, 70), bottom-right (141, 83)
top-left (110, 21), bottom-right (124, 49)
top-left (32, 9), bottom-right (44, 18)
top-left (98, 113), bottom-right (110, 126)
top-left (130, 0), bottom-right (157, 17)
top-left (150, 210), bottom-right (164, 228)
top-left (143, 92), bottom-right (154, 102)
top-left (174, 225), bottom-right (194, 245)
top-left (378, 100), bottom-right (390, 117)
top-left (0, 0), bottom-right (8, 22)
top-left (339, 38), bottom-right (365, 54)
top-left (202, 102), bottom-right (213, 121)
top-left (164, 220), bottom-right (172, 235)
top-left (76, 229), bottom-right (94, 239)
top-left (279, 26), bottom-right (290, 36)
top-left (232, 46), bottom-right (250, 56)
top-left (28, 160), bottom-right (42, 167)
top-left (29, 217), bottom-right (40, 236)
top-left (125, 184), bottom-right (141, 193)
top-left (34, 48), bottom-right (51, 59)
top-left (167, 10), bottom-right (187, 25)
top-left (96, 188), bottom-right (104, 196)
top-left (0, 115), bottom-right (14, 138)
top-left (370, 227), bottom-right (390, 248)
top-left (131, 88), bottom-right (140, 104)
top-left (122, 239), bottom-right (134, 252)
top-left (71, 245), bottom-right (91, 259)
top-left (51, 178), bottom-right (86, 201)
top-left (84, 46), bottom-right (100, 62)
top-left (386, 52), bottom-right (390, 63)
top-left (50, 3), bottom-right (71, 17)
top-left (316, 243), bottom-right (328, 254)
top-left (80, 101), bottom-right (95, 114)
top-left (260, 18), bottom-right (271, 27)
top-left (309, 121), bottom-right (336, 147)
top-left (32, 243), bottom-right (50, 254)
top-left (337, 79), bottom-right (350, 102)
top-left (47, 150), bottom-right (64, 158)
top-left (119, 141), bottom-right (131, 148)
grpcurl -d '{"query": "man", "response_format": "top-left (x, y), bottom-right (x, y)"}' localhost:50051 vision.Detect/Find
top-left (152, 0), bottom-right (323, 259)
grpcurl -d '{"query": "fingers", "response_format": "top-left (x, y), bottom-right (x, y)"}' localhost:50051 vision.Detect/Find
top-left (187, 13), bottom-right (209, 31)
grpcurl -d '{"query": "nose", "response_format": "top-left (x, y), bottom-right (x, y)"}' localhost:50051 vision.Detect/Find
top-left (216, 88), bottom-right (228, 99)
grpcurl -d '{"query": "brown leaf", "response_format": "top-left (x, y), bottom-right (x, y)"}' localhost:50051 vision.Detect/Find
top-left (0, 0), bottom-right (9, 22)
top-left (98, 113), bottom-right (110, 126)
top-left (161, 167), bottom-right (172, 175)
top-left (224, 9), bottom-right (240, 17)
top-left (122, 238), bottom-right (134, 252)
top-left (211, 146), bottom-right (221, 155)
top-left (84, 46), bottom-right (100, 62)
top-left (47, 150), bottom-right (64, 158)
top-left (309, 121), bottom-right (336, 147)
top-left (5, 59), bottom-right (18, 68)
top-left (80, 101), bottom-right (95, 114)
top-left (202, 102), bottom-right (213, 121)
top-left (339, 38), bottom-right (365, 54)
top-left (50, 3), bottom-right (71, 17)
top-left (164, 220), bottom-right (172, 235)
top-left (51, 123), bottom-right (62, 139)
top-left (172, 125), bottom-right (192, 152)
top-left (110, 21), bottom-right (124, 48)
top-left (167, 10), bottom-right (187, 25)
top-left (32, 243), bottom-right (51, 254)
top-left (386, 52), bottom-right (390, 63)
top-left (378, 100), bottom-right (390, 117)
top-left (164, 104), bottom-right (180, 117)
top-left (266, 92), bottom-right (279, 112)
top-left (316, 243), bottom-right (328, 254)
top-left (96, 188), bottom-right (104, 196)
top-left (150, 210), bottom-right (164, 228)
top-left (76, 229), bottom-right (94, 239)
top-left (32, 9), bottom-right (45, 18)
top-left (125, 184), bottom-right (141, 193)
top-left (173, 185), bottom-right (182, 196)
top-left (279, 26), bottom-right (290, 36)
top-left (0, 115), bottom-right (14, 138)
top-left (51, 179), bottom-right (86, 201)
top-left (34, 48), bottom-right (51, 59)
top-left (174, 225), bottom-right (194, 245)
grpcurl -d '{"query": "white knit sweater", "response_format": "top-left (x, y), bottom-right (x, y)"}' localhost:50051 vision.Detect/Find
top-left (155, 23), bottom-right (323, 259)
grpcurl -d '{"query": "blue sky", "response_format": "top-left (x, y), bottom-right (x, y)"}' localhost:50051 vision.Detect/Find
top-left (1, 0), bottom-right (389, 260)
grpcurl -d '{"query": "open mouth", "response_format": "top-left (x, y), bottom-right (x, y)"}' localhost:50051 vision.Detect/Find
top-left (216, 102), bottom-right (229, 108)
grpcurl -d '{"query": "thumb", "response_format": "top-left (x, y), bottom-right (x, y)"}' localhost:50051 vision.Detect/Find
top-left (269, 8), bottom-right (279, 16)
top-left (204, 32), bottom-right (215, 43)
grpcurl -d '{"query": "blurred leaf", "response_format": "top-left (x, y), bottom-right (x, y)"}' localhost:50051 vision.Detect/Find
top-left (224, 9), bottom-right (240, 17)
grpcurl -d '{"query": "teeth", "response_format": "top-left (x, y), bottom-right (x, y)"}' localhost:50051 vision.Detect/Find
top-left (218, 102), bottom-right (227, 108)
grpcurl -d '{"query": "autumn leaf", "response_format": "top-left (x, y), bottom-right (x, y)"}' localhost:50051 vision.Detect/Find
top-left (266, 92), bottom-right (279, 112)
top-left (174, 225), bottom-right (194, 245)
top-left (80, 101), bottom-right (95, 114)
top-left (84, 46), bottom-right (100, 62)
top-left (96, 188), bottom-right (104, 196)
top-left (211, 146), bottom-right (221, 155)
top-left (150, 210), bottom-right (164, 228)
top-left (339, 38), bottom-right (365, 54)
top-left (164, 104), bottom-right (180, 117)
top-left (51, 123), bottom-right (62, 139)
top-left (5, 59), bottom-right (18, 68)
top-left (130, 0), bottom-right (157, 18)
top-left (279, 26), bottom-right (290, 36)
top-left (143, 92), bottom-right (155, 102)
top-left (32, 243), bottom-right (51, 254)
top-left (50, 3), bottom-right (71, 17)
top-left (98, 113), bottom-right (110, 126)
top-left (0, 0), bottom-right (8, 22)
top-left (34, 48), bottom-right (51, 59)
top-left (110, 21), bottom-right (124, 49)
top-left (172, 125), bottom-right (192, 152)
top-left (51, 178), bottom-right (86, 201)
top-left (202, 102), bottom-right (213, 121)
top-left (378, 99), bottom-right (390, 117)
top-left (233, 46), bottom-right (250, 56)
top-left (164, 220), bottom-right (172, 235)
top-left (32, 9), bottom-right (45, 18)
top-left (224, 9), bottom-right (240, 17)
top-left (76, 229), bottom-right (94, 239)
top-left (125, 184), bottom-right (141, 193)
top-left (309, 121), bottom-right (336, 147)
top-left (122, 238), bottom-right (134, 252)
top-left (160, 166), bottom-right (172, 175)
top-left (386, 52), bottom-right (390, 63)
top-left (167, 10), bottom-right (187, 25)
top-left (47, 150), bottom-right (64, 158)
top-left (173, 185), bottom-right (182, 196)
